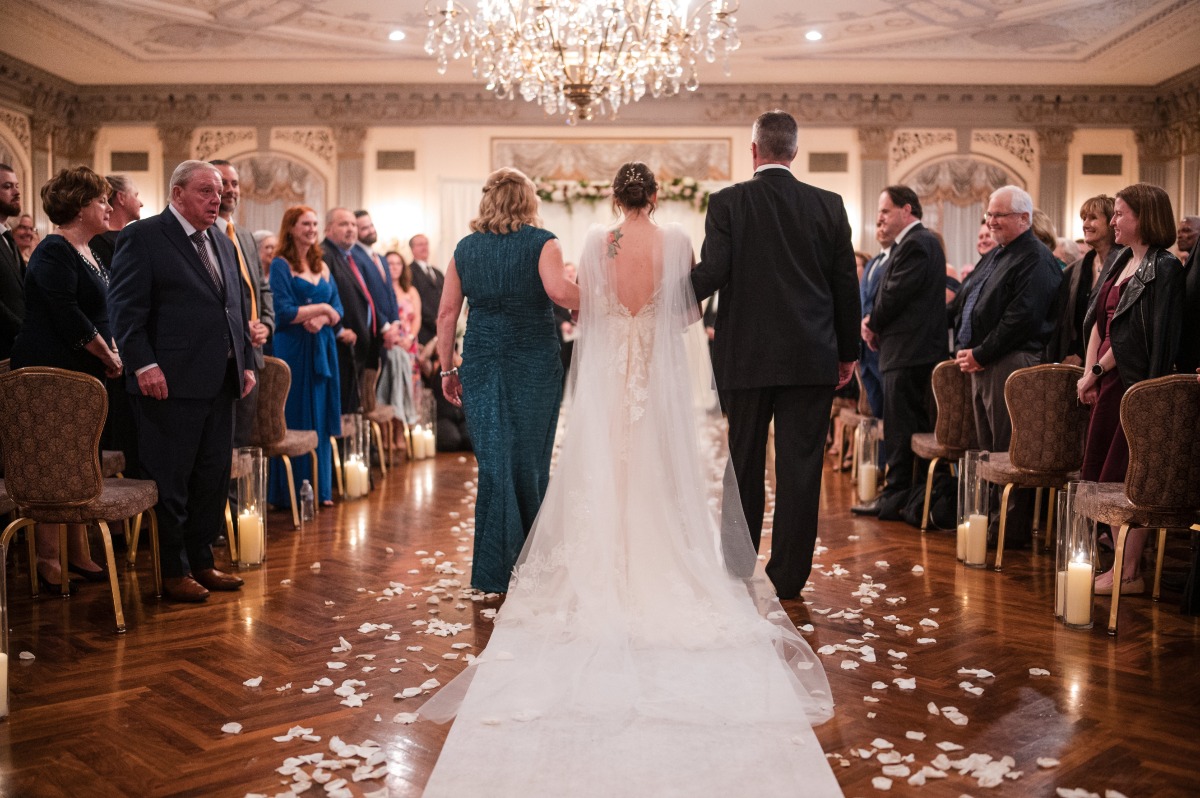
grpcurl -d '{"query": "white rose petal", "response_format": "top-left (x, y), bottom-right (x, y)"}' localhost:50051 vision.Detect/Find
top-left (871, 776), bottom-right (893, 790)
top-left (905, 731), bottom-right (926, 741)
top-left (1030, 668), bottom-right (1051, 676)
top-left (243, 676), bottom-right (263, 687)
top-left (221, 722), bottom-right (243, 734)
top-left (1037, 758), bottom-right (1061, 768)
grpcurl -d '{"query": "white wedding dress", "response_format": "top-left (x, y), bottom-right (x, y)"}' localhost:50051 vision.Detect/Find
top-left (419, 222), bottom-right (844, 797)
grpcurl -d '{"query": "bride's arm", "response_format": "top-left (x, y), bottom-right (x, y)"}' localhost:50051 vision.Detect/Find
top-left (538, 238), bottom-right (580, 310)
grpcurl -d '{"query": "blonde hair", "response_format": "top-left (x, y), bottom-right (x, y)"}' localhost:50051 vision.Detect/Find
top-left (470, 168), bottom-right (541, 234)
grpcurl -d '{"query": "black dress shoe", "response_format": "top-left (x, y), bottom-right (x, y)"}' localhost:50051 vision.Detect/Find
top-left (851, 498), bottom-right (882, 516)
top-left (68, 563), bottom-right (109, 583)
top-left (194, 567), bottom-right (244, 591)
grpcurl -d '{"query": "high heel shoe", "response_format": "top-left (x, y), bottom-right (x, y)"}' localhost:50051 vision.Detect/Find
top-left (68, 562), bottom-right (109, 583)
top-left (37, 571), bottom-right (69, 595)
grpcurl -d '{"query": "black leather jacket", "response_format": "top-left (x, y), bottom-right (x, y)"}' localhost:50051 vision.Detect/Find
top-left (1083, 246), bottom-right (1184, 386)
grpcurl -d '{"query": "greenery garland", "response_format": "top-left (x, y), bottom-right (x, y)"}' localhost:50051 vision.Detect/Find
top-left (534, 176), bottom-right (711, 213)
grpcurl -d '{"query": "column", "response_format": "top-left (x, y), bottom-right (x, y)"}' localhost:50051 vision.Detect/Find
top-left (1035, 127), bottom-right (1073, 239)
top-left (53, 124), bottom-right (98, 172)
top-left (857, 126), bottom-right (893, 252)
top-left (1179, 121), bottom-right (1200, 215)
top-left (1135, 126), bottom-right (1179, 210)
top-left (158, 124), bottom-right (195, 194)
top-left (333, 125), bottom-right (367, 211)
top-left (27, 114), bottom-right (55, 231)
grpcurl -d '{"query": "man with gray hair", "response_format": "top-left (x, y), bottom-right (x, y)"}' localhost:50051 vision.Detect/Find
top-left (950, 184), bottom-right (1061, 549)
top-left (691, 109), bottom-right (860, 599)
top-left (109, 159), bottom-right (257, 602)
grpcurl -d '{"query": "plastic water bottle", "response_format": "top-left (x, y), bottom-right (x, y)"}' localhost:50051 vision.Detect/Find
top-left (300, 480), bottom-right (315, 523)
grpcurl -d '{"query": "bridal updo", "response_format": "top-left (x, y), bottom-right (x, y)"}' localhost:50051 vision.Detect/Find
top-left (471, 167), bottom-right (542, 234)
top-left (612, 162), bottom-right (657, 214)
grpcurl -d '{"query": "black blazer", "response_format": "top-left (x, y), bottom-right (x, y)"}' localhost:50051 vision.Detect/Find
top-left (691, 168), bottom-right (860, 389)
top-left (323, 240), bottom-right (376, 367)
top-left (1178, 247), bottom-right (1200, 374)
top-left (949, 228), bottom-right (1061, 366)
top-left (108, 207), bottom-right (254, 399)
top-left (0, 227), bottom-right (25, 359)
top-left (866, 223), bottom-right (948, 372)
top-left (409, 261), bottom-right (444, 345)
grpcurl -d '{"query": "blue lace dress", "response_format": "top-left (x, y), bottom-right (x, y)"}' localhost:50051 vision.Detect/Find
top-left (454, 225), bottom-right (563, 592)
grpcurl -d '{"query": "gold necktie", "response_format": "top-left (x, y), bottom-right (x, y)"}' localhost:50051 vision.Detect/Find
top-left (226, 220), bottom-right (258, 322)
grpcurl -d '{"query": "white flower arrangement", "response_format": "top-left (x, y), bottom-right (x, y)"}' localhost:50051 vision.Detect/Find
top-left (535, 176), bottom-right (711, 213)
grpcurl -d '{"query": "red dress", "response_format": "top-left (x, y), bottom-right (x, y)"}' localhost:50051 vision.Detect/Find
top-left (1080, 274), bottom-right (1131, 482)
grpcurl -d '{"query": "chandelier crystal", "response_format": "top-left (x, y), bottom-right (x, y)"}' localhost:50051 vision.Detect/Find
top-left (424, 0), bottom-right (740, 122)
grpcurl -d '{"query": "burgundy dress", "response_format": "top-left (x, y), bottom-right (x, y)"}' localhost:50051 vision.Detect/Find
top-left (1080, 274), bottom-right (1131, 482)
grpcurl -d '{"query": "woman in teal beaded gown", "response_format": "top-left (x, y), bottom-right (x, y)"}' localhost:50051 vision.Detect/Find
top-left (437, 168), bottom-right (580, 593)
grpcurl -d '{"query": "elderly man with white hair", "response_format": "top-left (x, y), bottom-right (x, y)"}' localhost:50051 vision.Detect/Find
top-left (949, 184), bottom-right (1062, 549)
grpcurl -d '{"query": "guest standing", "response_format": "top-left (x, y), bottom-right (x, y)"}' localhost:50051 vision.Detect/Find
top-left (10, 166), bottom-right (123, 588)
top-left (254, 230), bottom-right (277, 276)
top-left (88, 174), bottom-right (143, 268)
top-left (438, 167), bottom-right (579, 593)
top-left (0, 162), bottom-right (26, 360)
top-left (11, 215), bottom-right (38, 262)
top-left (691, 110), bottom-right (860, 600)
top-left (378, 250), bottom-right (421, 430)
top-left (109, 160), bottom-right (256, 602)
top-left (1076, 183), bottom-right (1183, 596)
top-left (269, 206), bottom-right (345, 509)
top-left (1046, 195), bottom-right (1118, 366)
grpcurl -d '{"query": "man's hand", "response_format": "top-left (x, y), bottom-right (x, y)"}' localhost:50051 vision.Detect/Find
top-left (337, 328), bottom-right (357, 345)
top-left (382, 326), bottom-right (403, 350)
top-left (860, 315), bottom-right (878, 351)
top-left (248, 320), bottom-right (269, 347)
top-left (837, 361), bottom-right (856, 389)
top-left (242, 369), bottom-right (257, 399)
top-left (955, 348), bottom-right (983, 373)
top-left (137, 365), bottom-right (168, 400)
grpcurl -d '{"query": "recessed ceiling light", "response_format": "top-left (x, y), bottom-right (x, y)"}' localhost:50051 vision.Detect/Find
top-left (388, 29), bottom-right (406, 42)
top-left (805, 30), bottom-right (823, 42)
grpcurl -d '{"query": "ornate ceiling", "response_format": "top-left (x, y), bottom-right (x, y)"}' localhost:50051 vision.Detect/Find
top-left (3, 0), bottom-right (1198, 88)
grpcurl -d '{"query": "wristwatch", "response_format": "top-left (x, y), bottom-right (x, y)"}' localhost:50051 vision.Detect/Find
top-left (1091, 363), bottom-right (1105, 376)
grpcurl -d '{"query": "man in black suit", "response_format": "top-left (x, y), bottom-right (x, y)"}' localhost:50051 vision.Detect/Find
top-left (0, 162), bottom-right (26, 360)
top-left (408, 233), bottom-right (444, 346)
top-left (950, 185), bottom-right (1061, 548)
top-left (1175, 216), bottom-right (1199, 374)
top-left (322, 207), bottom-right (371, 413)
top-left (109, 160), bottom-right (257, 602)
top-left (856, 186), bottom-right (948, 517)
top-left (691, 110), bottom-right (860, 599)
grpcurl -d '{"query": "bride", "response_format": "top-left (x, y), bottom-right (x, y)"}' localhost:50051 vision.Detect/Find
top-left (419, 162), bottom-right (843, 797)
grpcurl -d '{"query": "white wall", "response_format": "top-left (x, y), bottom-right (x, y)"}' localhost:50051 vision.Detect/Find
top-left (1065, 129), bottom-right (1138, 240)
top-left (93, 126), bottom-right (164, 212)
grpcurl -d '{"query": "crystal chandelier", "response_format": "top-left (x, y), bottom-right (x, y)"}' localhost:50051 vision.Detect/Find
top-left (424, 0), bottom-right (740, 122)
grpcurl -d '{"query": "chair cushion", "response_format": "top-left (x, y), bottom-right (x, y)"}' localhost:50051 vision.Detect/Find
top-left (101, 449), bottom-right (125, 478)
top-left (911, 432), bottom-right (962, 461)
top-left (18, 478), bottom-right (158, 524)
top-left (264, 429), bottom-right (319, 459)
top-left (977, 452), bottom-right (1078, 489)
top-left (366, 406), bottom-right (395, 424)
top-left (1075, 482), bottom-right (1200, 530)
top-left (0, 479), bottom-right (15, 515)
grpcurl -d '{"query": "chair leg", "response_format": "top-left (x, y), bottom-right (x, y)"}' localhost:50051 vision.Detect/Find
top-left (96, 521), bottom-right (127, 634)
top-left (126, 513), bottom-right (144, 566)
top-left (1043, 488), bottom-right (1057, 551)
top-left (994, 483), bottom-right (1013, 572)
top-left (26, 519), bottom-right (37, 597)
top-left (851, 426), bottom-right (861, 481)
top-left (1108, 524), bottom-right (1132, 635)
top-left (919, 456), bottom-right (940, 531)
top-left (1032, 488), bottom-right (1043, 535)
top-left (310, 451), bottom-right (320, 510)
top-left (4, 518), bottom-right (37, 597)
top-left (225, 500), bottom-right (239, 563)
top-left (371, 421), bottom-right (387, 474)
top-left (147, 510), bottom-right (162, 597)
top-left (1153, 528), bottom-right (1167, 602)
top-left (331, 435), bottom-right (345, 498)
top-left (282, 454), bottom-right (300, 529)
top-left (57, 525), bottom-right (70, 597)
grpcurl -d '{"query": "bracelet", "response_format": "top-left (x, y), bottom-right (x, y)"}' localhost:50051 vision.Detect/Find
top-left (440, 367), bottom-right (459, 378)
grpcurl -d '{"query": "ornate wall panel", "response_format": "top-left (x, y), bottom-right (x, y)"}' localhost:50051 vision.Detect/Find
top-left (889, 130), bottom-right (957, 181)
top-left (491, 138), bottom-right (732, 181)
top-left (970, 130), bottom-right (1039, 195)
top-left (193, 127), bottom-right (257, 162)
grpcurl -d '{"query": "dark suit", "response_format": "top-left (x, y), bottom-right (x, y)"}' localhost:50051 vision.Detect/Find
top-left (353, 243), bottom-right (400, 327)
top-left (867, 223), bottom-right (948, 500)
top-left (691, 166), bottom-right (860, 598)
top-left (859, 252), bottom-right (887, 417)
top-left (1177, 246), bottom-right (1200, 374)
top-left (223, 218), bottom-right (275, 446)
top-left (410, 261), bottom-right (444, 346)
top-left (0, 226), bottom-right (25, 360)
top-left (108, 206), bottom-right (254, 579)
top-left (324, 239), bottom-right (376, 412)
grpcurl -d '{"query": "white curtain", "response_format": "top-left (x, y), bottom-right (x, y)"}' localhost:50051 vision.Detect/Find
top-left (943, 201), bottom-right (985, 277)
top-left (233, 154), bottom-right (326, 236)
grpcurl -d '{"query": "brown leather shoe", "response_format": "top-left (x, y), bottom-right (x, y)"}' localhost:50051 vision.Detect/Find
top-left (163, 575), bottom-right (210, 603)
top-left (194, 567), bottom-right (244, 591)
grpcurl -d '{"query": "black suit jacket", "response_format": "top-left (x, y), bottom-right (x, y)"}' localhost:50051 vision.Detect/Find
top-left (225, 220), bottom-right (275, 369)
top-left (108, 208), bottom-right (253, 398)
top-left (867, 223), bottom-right (949, 372)
top-left (691, 168), bottom-right (860, 389)
top-left (0, 227), bottom-right (25, 359)
top-left (410, 261), bottom-right (444, 345)
top-left (1178, 247), bottom-right (1200, 374)
top-left (323, 239), bottom-right (378, 411)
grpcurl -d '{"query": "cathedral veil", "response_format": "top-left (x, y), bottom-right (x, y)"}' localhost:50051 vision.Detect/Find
top-left (418, 223), bottom-right (842, 797)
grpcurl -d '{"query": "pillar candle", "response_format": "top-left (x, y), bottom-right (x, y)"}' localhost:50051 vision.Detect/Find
top-left (412, 427), bottom-right (427, 460)
top-left (423, 428), bottom-right (436, 459)
top-left (965, 513), bottom-right (988, 565)
top-left (1064, 561), bottom-right (1093, 626)
top-left (0, 651), bottom-right (8, 718)
top-left (354, 461), bottom-right (370, 496)
top-left (857, 464), bottom-right (878, 503)
top-left (239, 513), bottom-right (263, 564)
top-left (1055, 570), bottom-right (1066, 617)
top-left (956, 522), bottom-right (968, 561)
top-left (345, 458), bottom-right (366, 498)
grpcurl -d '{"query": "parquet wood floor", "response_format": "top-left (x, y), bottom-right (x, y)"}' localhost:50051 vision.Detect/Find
top-left (1, 451), bottom-right (1198, 798)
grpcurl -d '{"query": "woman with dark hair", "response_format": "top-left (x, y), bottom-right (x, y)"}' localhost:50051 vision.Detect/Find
top-left (267, 205), bottom-right (344, 509)
top-left (1076, 183), bottom-right (1184, 596)
top-left (10, 165), bottom-right (123, 588)
top-left (437, 167), bottom-right (579, 593)
top-left (1046, 195), bottom-right (1119, 365)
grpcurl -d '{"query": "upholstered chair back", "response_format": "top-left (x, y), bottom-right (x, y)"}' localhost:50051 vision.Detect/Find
top-left (251, 356), bottom-right (292, 448)
top-left (1121, 374), bottom-right (1200, 510)
top-left (931, 359), bottom-right (977, 450)
top-left (1004, 364), bottom-right (1088, 473)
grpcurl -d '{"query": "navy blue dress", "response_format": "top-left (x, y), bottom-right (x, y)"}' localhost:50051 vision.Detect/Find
top-left (267, 260), bottom-right (343, 505)
top-left (455, 225), bottom-right (562, 592)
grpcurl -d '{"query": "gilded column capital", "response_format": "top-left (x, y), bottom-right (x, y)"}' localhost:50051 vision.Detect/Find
top-left (858, 126), bottom-right (895, 161)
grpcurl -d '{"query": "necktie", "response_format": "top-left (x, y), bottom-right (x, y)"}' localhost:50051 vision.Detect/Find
top-left (189, 230), bottom-right (224, 296)
top-left (226, 221), bottom-right (258, 321)
top-left (365, 247), bottom-right (389, 284)
top-left (346, 251), bottom-right (377, 335)
top-left (956, 251), bottom-right (998, 351)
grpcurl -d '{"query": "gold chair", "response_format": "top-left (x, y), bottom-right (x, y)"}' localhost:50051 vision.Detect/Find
top-left (250, 356), bottom-right (319, 529)
top-left (1074, 375), bottom-right (1200, 635)
top-left (0, 367), bottom-right (162, 633)
top-left (978, 364), bottom-right (1089, 570)
top-left (911, 360), bottom-right (977, 530)
top-left (360, 367), bottom-right (397, 474)
top-left (834, 366), bottom-right (879, 477)
top-left (223, 448), bottom-right (251, 561)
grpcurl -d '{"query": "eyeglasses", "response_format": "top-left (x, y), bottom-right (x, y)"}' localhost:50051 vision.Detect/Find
top-left (985, 211), bottom-right (1023, 221)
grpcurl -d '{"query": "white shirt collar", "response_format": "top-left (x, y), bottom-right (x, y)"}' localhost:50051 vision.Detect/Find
top-left (168, 204), bottom-right (202, 238)
top-left (894, 219), bottom-right (921, 246)
top-left (754, 163), bottom-right (792, 175)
